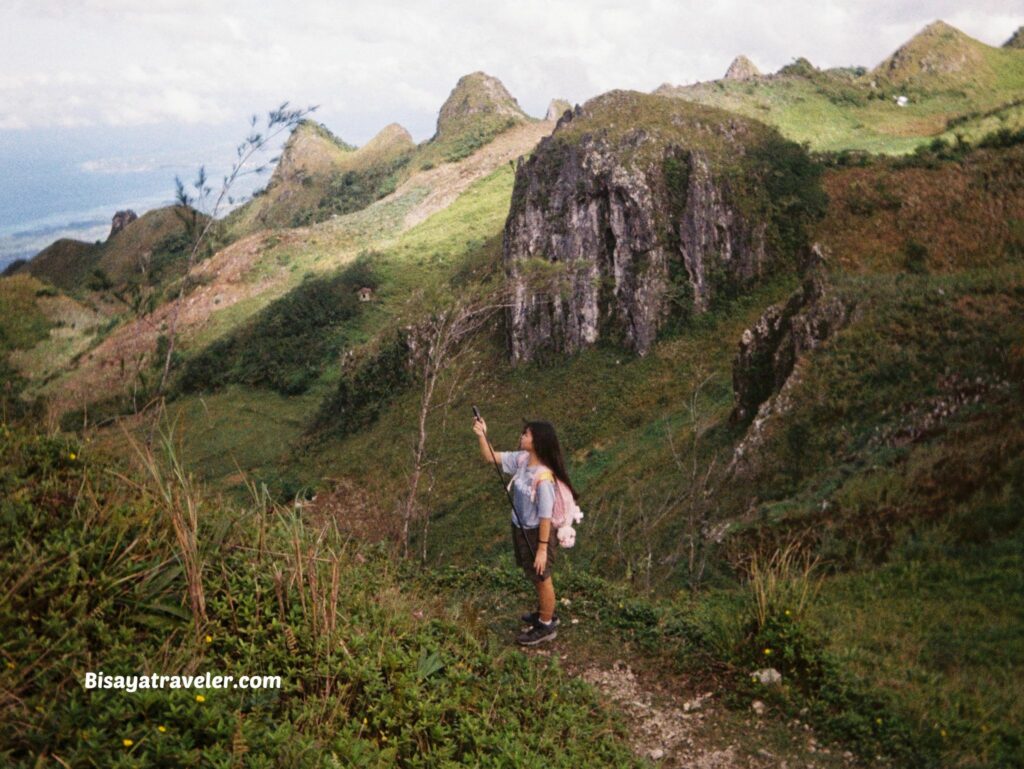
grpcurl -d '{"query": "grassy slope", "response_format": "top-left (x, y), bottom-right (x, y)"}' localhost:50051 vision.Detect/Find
top-left (169, 143), bottom-right (1021, 765)
top-left (220, 120), bottom-right (417, 237)
top-left (810, 532), bottom-right (1024, 766)
top-left (161, 166), bottom-right (515, 488)
top-left (813, 144), bottom-right (1024, 273)
top-left (656, 27), bottom-right (1024, 154)
top-left (222, 74), bottom-right (531, 241)
top-left (0, 423), bottom-right (647, 768)
top-left (21, 55), bottom-right (1023, 764)
top-left (0, 274), bottom-right (108, 393)
top-left (9, 238), bottom-right (101, 291)
top-left (0, 274), bottom-right (53, 351)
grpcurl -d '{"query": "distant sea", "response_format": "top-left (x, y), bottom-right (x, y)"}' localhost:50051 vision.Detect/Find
top-left (0, 123), bottom-right (280, 273)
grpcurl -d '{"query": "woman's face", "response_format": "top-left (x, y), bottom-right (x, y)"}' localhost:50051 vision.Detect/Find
top-left (519, 427), bottom-right (534, 452)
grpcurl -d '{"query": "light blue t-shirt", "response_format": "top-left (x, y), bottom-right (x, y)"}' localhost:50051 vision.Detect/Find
top-left (501, 450), bottom-right (555, 529)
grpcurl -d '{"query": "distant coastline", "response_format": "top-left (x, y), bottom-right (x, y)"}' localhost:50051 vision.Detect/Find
top-left (0, 194), bottom-right (177, 271)
top-left (0, 122), bottom-right (278, 274)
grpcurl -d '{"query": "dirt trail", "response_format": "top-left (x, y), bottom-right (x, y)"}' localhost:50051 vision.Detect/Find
top-left (523, 641), bottom-right (867, 769)
top-left (396, 120), bottom-right (555, 228)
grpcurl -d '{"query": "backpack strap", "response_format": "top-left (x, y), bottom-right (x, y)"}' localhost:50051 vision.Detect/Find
top-left (529, 467), bottom-right (555, 503)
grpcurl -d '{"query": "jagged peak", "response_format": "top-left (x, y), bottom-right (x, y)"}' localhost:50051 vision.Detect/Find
top-left (545, 99), bottom-right (572, 121)
top-left (919, 19), bottom-right (960, 37)
top-left (434, 71), bottom-right (528, 138)
top-left (288, 118), bottom-right (356, 151)
top-left (364, 123), bottom-right (414, 147)
top-left (1004, 25), bottom-right (1024, 49)
top-left (871, 19), bottom-right (989, 84)
top-left (777, 57), bottom-right (818, 77)
top-left (268, 120), bottom-right (356, 187)
top-left (724, 55), bottom-right (762, 81)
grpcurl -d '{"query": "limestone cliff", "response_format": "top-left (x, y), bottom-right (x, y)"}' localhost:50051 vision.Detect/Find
top-left (502, 90), bottom-right (824, 364)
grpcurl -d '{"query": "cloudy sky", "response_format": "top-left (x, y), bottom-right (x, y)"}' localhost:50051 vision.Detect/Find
top-left (0, 0), bottom-right (1019, 266)
top-left (2, 0), bottom-right (1021, 143)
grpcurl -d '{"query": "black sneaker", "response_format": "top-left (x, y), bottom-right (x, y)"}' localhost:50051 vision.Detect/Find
top-left (519, 611), bottom-right (560, 628)
top-left (516, 619), bottom-right (558, 646)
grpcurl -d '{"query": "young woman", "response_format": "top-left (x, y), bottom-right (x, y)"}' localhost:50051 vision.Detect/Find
top-left (472, 416), bottom-right (579, 646)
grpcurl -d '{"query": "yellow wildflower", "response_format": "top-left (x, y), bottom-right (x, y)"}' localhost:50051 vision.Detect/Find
top-left (195, 694), bottom-right (205, 703)
top-left (158, 726), bottom-right (167, 733)
top-left (205, 635), bottom-right (213, 644)
top-left (763, 648), bottom-right (772, 656)
top-left (69, 452), bottom-right (77, 460)
top-left (122, 739), bottom-right (133, 747)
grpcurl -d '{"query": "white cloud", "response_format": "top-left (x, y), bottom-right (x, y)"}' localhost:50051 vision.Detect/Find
top-left (80, 158), bottom-right (156, 173)
top-left (0, 0), bottom-right (1020, 143)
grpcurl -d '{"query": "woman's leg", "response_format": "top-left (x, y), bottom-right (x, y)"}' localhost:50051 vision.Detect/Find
top-left (536, 576), bottom-right (555, 623)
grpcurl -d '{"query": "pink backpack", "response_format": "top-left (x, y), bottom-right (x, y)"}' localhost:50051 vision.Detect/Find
top-left (510, 454), bottom-right (584, 547)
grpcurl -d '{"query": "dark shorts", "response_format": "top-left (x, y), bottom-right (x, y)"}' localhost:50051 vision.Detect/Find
top-left (512, 522), bottom-right (557, 583)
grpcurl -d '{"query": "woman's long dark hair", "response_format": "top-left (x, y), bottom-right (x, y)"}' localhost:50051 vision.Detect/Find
top-left (523, 420), bottom-right (579, 502)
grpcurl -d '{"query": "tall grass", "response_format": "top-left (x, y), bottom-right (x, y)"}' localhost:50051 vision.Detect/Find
top-left (122, 415), bottom-right (209, 631)
top-left (739, 539), bottom-right (823, 629)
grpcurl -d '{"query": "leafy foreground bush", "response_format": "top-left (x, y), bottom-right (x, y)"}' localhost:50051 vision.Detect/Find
top-left (0, 422), bottom-right (643, 768)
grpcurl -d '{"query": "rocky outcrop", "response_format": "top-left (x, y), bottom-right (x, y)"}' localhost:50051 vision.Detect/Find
top-left (724, 55), bottom-right (761, 81)
top-left (503, 90), bottom-right (813, 364)
top-left (108, 210), bottom-right (137, 239)
top-left (360, 123), bottom-right (414, 156)
top-left (268, 120), bottom-right (355, 188)
top-left (726, 248), bottom-right (854, 479)
top-left (434, 72), bottom-right (528, 140)
top-left (1004, 26), bottom-right (1024, 49)
top-left (545, 99), bottom-right (572, 121)
top-left (730, 246), bottom-right (851, 423)
top-left (778, 57), bottom-right (818, 77)
top-left (870, 20), bottom-right (988, 89)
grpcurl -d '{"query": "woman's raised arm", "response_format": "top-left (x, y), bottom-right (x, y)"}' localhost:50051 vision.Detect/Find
top-left (473, 417), bottom-right (501, 465)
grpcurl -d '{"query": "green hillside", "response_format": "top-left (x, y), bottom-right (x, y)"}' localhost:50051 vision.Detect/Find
top-left (221, 119), bottom-right (416, 236)
top-left (135, 136), bottom-right (1022, 768)
top-left (11, 205), bottom-right (209, 295)
top-left (3, 23), bottom-right (1024, 768)
top-left (223, 72), bottom-right (533, 241)
top-left (656, 21), bottom-right (1024, 154)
